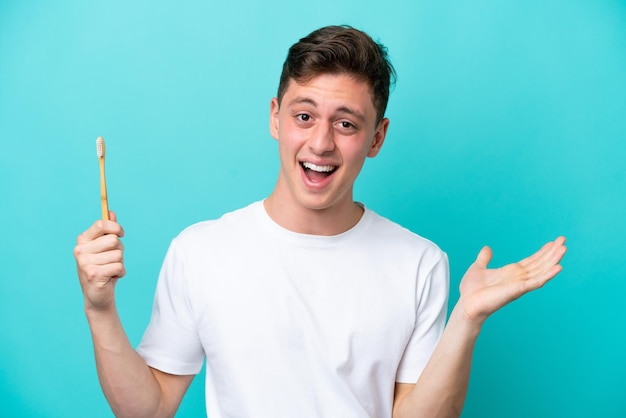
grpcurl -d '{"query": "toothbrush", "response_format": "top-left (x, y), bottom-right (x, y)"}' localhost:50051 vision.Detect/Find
top-left (96, 136), bottom-right (109, 221)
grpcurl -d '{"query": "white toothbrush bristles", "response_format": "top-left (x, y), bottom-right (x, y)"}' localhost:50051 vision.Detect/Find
top-left (96, 136), bottom-right (105, 158)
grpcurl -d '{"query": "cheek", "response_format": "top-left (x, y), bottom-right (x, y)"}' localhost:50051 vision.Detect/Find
top-left (345, 140), bottom-right (372, 161)
top-left (278, 122), bottom-right (308, 148)
top-left (277, 130), bottom-right (303, 163)
top-left (342, 141), bottom-right (373, 173)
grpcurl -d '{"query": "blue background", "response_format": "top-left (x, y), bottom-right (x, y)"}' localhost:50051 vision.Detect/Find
top-left (1, 0), bottom-right (624, 417)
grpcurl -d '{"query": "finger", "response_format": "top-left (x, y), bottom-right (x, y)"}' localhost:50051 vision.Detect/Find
top-left (77, 217), bottom-right (125, 244)
top-left (518, 240), bottom-right (554, 269)
top-left (81, 262), bottom-right (126, 282)
top-left (83, 248), bottom-right (124, 267)
top-left (519, 237), bottom-right (566, 273)
top-left (518, 239), bottom-right (567, 288)
top-left (109, 211), bottom-right (117, 222)
top-left (74, 241), bottom-right (124, 277)
top-left (76, 233), bottom-right (124, 256)
top-left (524, 264), bottom-right (563, 291)
top-left (474, 246), bottom-right (493, 269)
top-left (97, 262), bottom-right (126, 280)
top-left (533, 243), bottom-right (566, 279)
top-left (529, 240), bottom-right (566, 275)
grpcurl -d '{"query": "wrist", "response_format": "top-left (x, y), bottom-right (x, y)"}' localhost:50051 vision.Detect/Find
top-left (448, 303), bottom-right (485, 339)
top-left (84, 300), bottom-right (117, 322)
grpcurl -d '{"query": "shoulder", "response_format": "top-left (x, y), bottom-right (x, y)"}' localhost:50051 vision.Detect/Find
top-left (363, 207), bottom-right (446, 264)
top-left (172, 201), bottom-right (263, 249)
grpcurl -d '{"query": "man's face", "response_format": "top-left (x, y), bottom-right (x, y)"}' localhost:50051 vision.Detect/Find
top-left (269, 73), bottom-right (389, 215)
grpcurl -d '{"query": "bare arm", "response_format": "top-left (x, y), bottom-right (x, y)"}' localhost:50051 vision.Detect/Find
top-left (393, 237), bottom-right (567, 418)
top-left (75, 212), bottom-right (193, 418)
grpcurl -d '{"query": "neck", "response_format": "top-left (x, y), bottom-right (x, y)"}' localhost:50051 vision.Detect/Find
top-left (263, 193), bottom-right (364, 236)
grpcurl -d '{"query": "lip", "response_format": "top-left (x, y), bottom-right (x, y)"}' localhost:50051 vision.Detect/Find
top-left (299, 160), bottom-right (338, 190)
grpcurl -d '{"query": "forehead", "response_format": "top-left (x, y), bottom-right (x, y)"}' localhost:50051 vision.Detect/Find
top-left (282, 73), bottom-right (376, 115)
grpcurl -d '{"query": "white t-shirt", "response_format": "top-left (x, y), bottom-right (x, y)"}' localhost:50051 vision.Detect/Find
top-left (137, 201), bottom-right (449, 418)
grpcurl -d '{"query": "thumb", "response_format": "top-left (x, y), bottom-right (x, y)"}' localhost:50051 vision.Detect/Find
top-left (107, 211), bottom-right (125, 237)
top-left (474, 246), bottom-right (493, 269)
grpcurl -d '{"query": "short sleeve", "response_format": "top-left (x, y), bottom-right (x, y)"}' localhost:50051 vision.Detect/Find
top-left (395, 252), bottom-right (450, 383)
top-left (136, 239), bottom-right (205, 375)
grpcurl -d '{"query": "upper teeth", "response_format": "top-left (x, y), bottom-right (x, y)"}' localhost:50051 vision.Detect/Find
top-left (302, 162), bottom-right (335, 172)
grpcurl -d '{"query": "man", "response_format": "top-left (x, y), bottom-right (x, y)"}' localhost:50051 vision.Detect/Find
top-left (74, 25), bottom-right (566, 417)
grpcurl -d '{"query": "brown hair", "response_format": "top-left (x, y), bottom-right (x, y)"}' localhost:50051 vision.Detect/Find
top-left (277, 25), bottom-right (396, 123)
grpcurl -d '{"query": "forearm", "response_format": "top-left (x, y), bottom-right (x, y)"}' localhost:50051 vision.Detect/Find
top-left (394, 237), bottom-right (567, 417)
top-left (394, 304), bottom-right (482, 418)
top-left (76, 217), bottom-right (182, 417)
top-left (86, 305), bottom-right (166, 418)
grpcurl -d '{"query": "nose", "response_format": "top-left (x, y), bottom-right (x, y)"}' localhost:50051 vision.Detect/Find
top-left (307, 122), bottom-right (335, 155)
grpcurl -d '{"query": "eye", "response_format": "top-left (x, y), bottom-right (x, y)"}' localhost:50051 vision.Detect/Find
top-left (337, 120), bottom-right (356, 131)
top-left (296, 113), bottom-right (311, 122)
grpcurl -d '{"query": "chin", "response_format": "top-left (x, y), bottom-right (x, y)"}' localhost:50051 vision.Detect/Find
top-left (297, 192), bottom-right (351, 213)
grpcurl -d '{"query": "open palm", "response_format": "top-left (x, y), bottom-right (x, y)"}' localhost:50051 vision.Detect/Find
top-left (458, 236), bottom-right (567, 323)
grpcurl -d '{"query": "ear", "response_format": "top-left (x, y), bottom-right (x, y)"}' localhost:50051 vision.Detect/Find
top-left (367, 117), bottom-right (389, 158)
top-left (269, 97), bottom-right (280, 140)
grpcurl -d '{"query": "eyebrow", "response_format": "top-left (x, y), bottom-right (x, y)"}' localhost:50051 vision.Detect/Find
top-left (287, 96), bottom-right (366, 123)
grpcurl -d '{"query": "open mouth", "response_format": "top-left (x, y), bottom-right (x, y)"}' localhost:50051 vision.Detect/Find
top-left (301, 161), bottom-right (337, 183)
